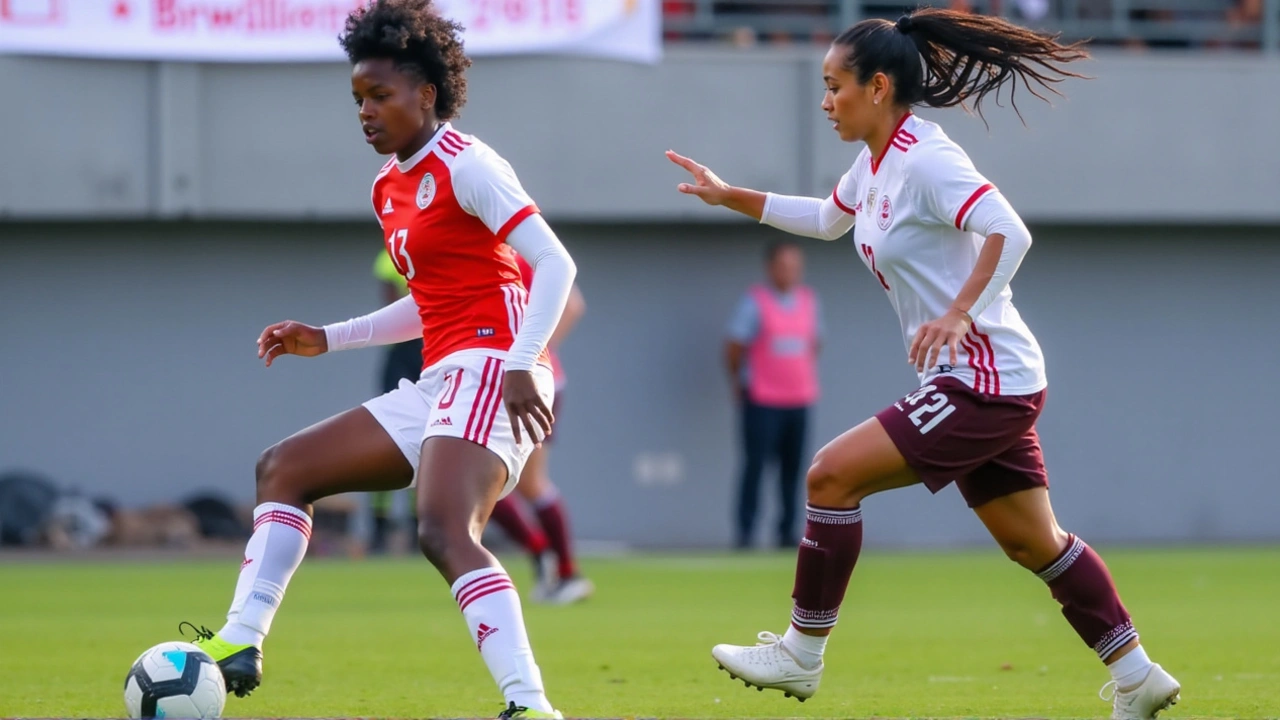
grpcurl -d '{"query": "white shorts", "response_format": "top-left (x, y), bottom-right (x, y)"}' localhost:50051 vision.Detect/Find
top-left (362, 349), bottom-right (555, 498)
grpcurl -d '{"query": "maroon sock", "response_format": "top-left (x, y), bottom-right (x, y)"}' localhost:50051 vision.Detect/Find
top-left (489, 496), bottom-right (548, 556)
top-left (534, 496), bottom-right (577, 579)
top-left (1036, 534), bottom-right (1138, 660)
top-left (790, 504), bottom-right (863, 631)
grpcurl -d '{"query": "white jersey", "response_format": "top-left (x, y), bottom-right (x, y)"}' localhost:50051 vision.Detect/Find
top-left (833, 114), bottom-right (1046, 396)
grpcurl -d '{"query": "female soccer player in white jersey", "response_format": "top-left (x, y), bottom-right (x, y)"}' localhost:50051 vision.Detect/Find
top-left (669, 9), bottom-right (1179, 719)
top-left (178, 2), bottom-right (572, 718)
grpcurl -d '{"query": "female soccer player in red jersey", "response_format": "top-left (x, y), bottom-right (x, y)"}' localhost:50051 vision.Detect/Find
top-left (180, 2), bottom-right (573, 717)
top-left (670, 9), bottom-right (1179, 719)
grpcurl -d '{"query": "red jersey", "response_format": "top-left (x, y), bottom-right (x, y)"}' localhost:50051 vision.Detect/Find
top-left (372, 123), bottom-right (548, 370)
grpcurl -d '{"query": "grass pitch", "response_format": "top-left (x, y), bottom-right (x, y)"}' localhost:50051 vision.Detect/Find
top-left (1, 546), bottom-right (1276, 718)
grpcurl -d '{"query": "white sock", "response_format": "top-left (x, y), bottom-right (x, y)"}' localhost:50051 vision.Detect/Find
top-left (219, 503), bottom-right (312, 647)
top-left (782, 625), bottom-right (828, 670)
top-left (452, 567), bottom-right (553, 713)
top-left (1108, 644), bottom-right (1153, 689)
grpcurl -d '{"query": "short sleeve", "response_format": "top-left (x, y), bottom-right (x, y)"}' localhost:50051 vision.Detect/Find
top-left (907, 141), bottom-right (998, 231)
top-left (831, 155), bottom-right (863, 216)
top-left (726, 293), bottom-right (761, 343)
top-left (451, 144), bottom-right (540, 241)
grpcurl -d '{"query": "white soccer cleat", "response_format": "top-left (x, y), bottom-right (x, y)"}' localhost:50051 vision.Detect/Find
top-left (711, 631), bottom-right (823, 701)
top-left (532, 576), bottom-right (595, 605)
top-left (549, 576), bottom-right (595, 605)
top-left (1101, 663), bottom-right (1181, 720)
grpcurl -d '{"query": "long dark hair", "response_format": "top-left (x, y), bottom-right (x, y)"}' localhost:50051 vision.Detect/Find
top-left (834, 8), bottom-right (1090, 121)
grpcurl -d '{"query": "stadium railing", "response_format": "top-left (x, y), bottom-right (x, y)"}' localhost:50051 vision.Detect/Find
top-left (661, 0), bottom-right (1280, 53)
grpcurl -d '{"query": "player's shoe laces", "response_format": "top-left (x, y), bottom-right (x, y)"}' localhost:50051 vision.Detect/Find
top-left (711, 631), bottom-right (823, 701)
top-left (1100, 663), bottom-right (1181, 720)
top-left (496, 701), bottom-right (564, 719)
top-left (179, 622), bottom-right (263, 698)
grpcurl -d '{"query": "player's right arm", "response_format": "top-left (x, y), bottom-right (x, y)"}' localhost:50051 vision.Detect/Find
top-left (665, 150), bottom-right (856, 241)
top-left (256, 294), bottom-right (422, 367)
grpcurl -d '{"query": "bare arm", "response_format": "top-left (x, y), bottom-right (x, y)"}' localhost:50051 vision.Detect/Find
top-left (667, 150), bottom-right (855, 240)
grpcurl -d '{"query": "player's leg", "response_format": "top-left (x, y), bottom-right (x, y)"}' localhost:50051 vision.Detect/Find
top-left (189, 406), bottom-right (414, 696)
top-left (417, 440), bottom-right (558, 718)
top-left (773, 405), bottom-right (808, 549)
top-left (515, 446), bottom-right (592, 604)
top-left (967, 470), bottom-right (1180, 718)
top-left (735, 400), bottom-right (773, 549)
top-left (414, 356), bottom-right (560, 718)
top-left (489, 493), bottom-right (550, 583)
top-left (712, 415), bottom-right (917, 700)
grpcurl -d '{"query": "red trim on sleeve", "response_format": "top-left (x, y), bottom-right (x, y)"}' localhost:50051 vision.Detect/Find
top-left (954, 183), bottom-right (996, 230)
top-left (496, 204), bottom-right (540, 241)
top-left (831, 186), bottom-right (857, 216)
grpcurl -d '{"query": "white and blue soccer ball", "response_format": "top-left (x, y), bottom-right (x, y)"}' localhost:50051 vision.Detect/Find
top-left (123, 641), bottom-right (227, 719)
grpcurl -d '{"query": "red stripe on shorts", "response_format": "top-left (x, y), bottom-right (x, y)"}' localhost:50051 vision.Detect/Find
top-left (464, 358), bottom-right (497, 441)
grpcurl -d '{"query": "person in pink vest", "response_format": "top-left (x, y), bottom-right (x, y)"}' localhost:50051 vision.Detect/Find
top-left (725, 239), bottom-right (823, 549)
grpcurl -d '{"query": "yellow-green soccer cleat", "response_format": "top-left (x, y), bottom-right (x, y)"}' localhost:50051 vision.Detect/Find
top-left (497, 702), bottom-right (565, 719)
top-left (179, 622), bottom-right (263, 698)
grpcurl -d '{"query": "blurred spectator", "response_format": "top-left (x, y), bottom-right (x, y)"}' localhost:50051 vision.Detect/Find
top-left (716, 1), bottom-right (833, 46)
top-left (724, 240), bottom-right (823, 550)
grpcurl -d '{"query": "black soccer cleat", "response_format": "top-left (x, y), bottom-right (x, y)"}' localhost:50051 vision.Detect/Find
top-left (179, 621), bottom-right (263, 698)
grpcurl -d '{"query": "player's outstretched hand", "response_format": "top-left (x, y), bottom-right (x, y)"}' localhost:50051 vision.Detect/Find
top-left (908, 308), bottom-right (972, 374)
top-left (666, 150), bottom-right (732, 206)
top-left (503, 370), bottom-right (553, 447)
top-left (257, 320), bottom-right (328, 367)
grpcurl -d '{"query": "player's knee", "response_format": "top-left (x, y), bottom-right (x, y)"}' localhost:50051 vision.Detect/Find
top-left (415, 516), bottom-right (453, 568)
top-left (997, 538), bottom-right (1039, 569)
top-left (805, 452), bottom-right (863, 505)
top-left (997, 533), bottom-right (1065, 571)
top-left (255, 442), bottom-right (294, 503)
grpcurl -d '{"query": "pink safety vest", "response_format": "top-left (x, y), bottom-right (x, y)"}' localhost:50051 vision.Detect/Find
top-left (746, 284), bottom-right (819, 407)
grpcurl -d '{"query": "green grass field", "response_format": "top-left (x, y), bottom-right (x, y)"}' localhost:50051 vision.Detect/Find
top-left (2, 547), bottom-right (1277, 718)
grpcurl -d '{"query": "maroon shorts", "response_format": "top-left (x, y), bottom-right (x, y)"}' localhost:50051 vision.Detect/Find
top-left (876, 376), bottom-right (1048, 508)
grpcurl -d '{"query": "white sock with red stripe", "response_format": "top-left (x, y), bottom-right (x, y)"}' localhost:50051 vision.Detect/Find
top-left (452, 566), bottom-right (553, 713)
top-left (218, 502), bottom-right (312, 647)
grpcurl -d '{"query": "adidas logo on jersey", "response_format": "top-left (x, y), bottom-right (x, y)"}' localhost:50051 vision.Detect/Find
top-left (476, 623), bottom-right (498, 650)
top-left (431, 417), bottom-right (453, 427)
top-left (382, 197), bottom-right (394, 214)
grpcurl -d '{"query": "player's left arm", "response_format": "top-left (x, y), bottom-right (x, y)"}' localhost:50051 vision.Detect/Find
top-left (906, 144), bottom-right (1033, 373)
top-left (453, 145), bottom-right (578, 444)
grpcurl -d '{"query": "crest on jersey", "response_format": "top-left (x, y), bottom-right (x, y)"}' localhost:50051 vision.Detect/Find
top-left (877, 195), bottom-right (893, 230)
top-left (416, 173), bottom-right (436, 209)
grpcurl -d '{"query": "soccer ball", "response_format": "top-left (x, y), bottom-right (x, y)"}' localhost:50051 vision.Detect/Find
top-left (123, 641), bottom-right (227, 719)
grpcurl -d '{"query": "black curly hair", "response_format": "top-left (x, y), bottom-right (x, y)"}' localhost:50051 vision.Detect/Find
top-left (339, 0), bottom-right (471, 121)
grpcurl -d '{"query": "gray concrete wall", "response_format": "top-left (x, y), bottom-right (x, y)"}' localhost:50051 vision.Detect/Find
top-left (1, 222), bottom-right (1276, 548)
top-left (2, 51), bottom-right (1279, 222)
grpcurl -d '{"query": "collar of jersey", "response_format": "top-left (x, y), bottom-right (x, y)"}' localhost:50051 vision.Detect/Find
top-left (869, 112), bottom-right (915, 175)
top-left (396, 122), bottom-right (452, 174)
